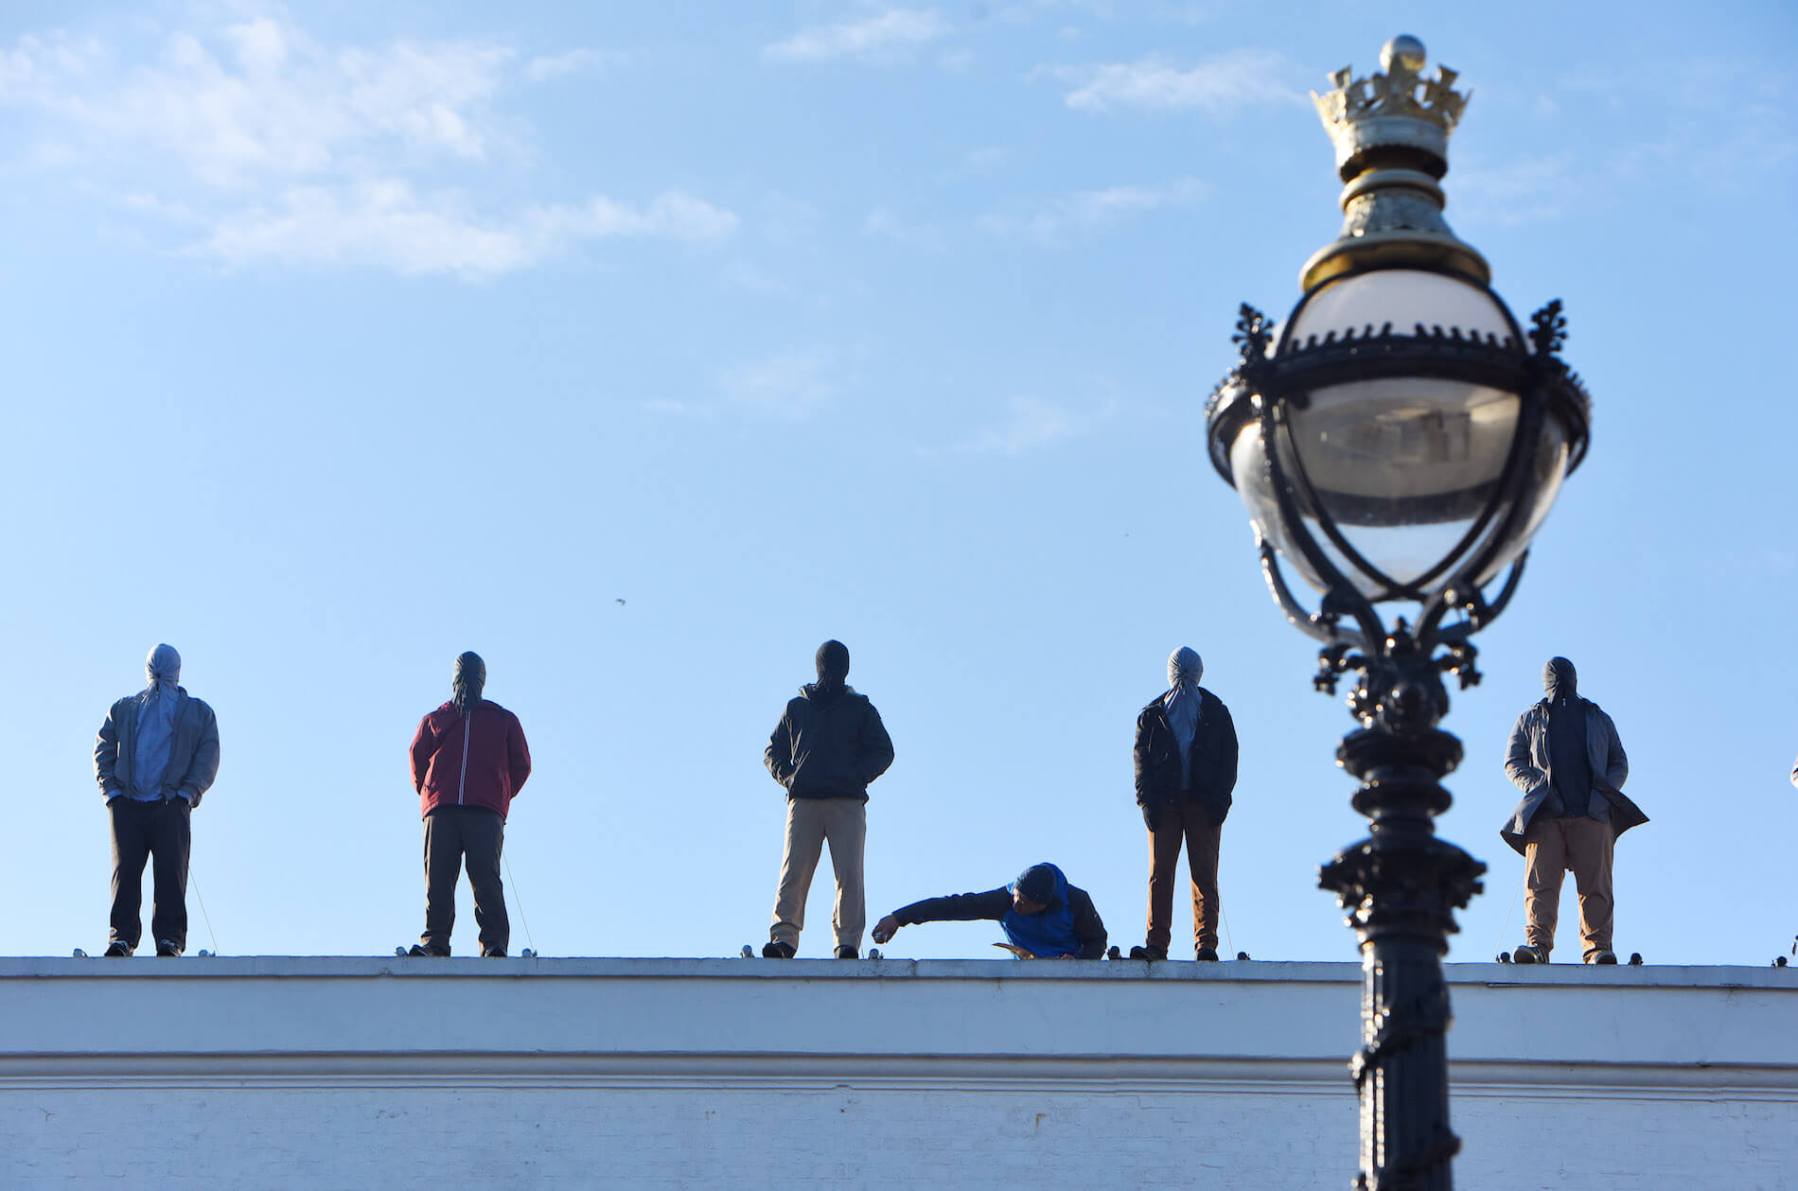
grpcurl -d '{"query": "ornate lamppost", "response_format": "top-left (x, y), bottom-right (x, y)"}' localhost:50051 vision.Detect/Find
top-left (1204, 35), bottom-right (1592, 1189)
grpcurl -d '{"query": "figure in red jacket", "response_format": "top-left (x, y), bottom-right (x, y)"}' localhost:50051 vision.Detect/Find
top-left (407, 652), bottom-right (531, 957)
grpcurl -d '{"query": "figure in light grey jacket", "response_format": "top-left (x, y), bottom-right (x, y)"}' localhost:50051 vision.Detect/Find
top-left (93, 645), bottom-right (221, 957)
top-left (1501, 657), bottom-right (1644, 964)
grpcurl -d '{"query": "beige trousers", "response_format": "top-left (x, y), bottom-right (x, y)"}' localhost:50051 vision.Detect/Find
top-left (769, 798), bottom-right (866, 951)
top-left (1146, 800), bottom-right (1223, 953)
top-left (1523, 814), bottom-right (1615, 960)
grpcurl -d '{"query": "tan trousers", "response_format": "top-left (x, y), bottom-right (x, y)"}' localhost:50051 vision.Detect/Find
top-left (770, 798), bottom-right (866, 951)
top-left (1523, 814), bottom-right (1614, 960)
top-left (1146, 800), bottom-right (1222, 952)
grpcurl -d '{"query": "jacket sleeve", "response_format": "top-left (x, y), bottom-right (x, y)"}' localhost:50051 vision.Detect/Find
top-left (1213, 699), bottom-right (1239, 801)
top-left (409, 716), bottom-right (437, 794)
top-left (1503, 712), bottom-right (1544, 794)
top-left (1600, 710), bottom-right (1629, 791)
top-left (93, 701), bottom-right (124, 799)
top-left (764, 708), bottom-right (795, 788)
top-left (1132, 708), bottom-right (1153, 804)
top-left (1069, 888), bottom-right (1108, 959)
top-left (893, 888), bottom-right (1012, 926)
top-left (507, 713), bottom-right (532, 796)
top-left (858, 702), bottom-right (895, 785)
top-left (178, 703), bottom-right (221, 803)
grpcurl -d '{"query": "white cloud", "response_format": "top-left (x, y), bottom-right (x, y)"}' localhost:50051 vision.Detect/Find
top-left (1048, 49), bottom-right (1300, 114)
top-left (0, 15), bottom-right (731, 277)
top-left (764, 9), bottom-right (949, 64)
top-left (720, 349), bottom-right (840, 418)
top-left (979, 177), bottom-right (1208, 243)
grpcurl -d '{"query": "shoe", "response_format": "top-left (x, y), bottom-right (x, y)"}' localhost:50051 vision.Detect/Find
top-left (407, 943), bottom-right (450, 957)
top-left (1127, 945), bottom-right (1167, 961)
top-left (103, 942), bottom-right (131, 958)
top-left (154, 940), bottom-right (182, 958)
top-left (1512, 944), bottom-right (1549, 965)
top-left (761, 941), bottom-right (796, 959)
top-left (482, 949), bottom-right (508, 958)
top-left (834, 946), bottom-right (859, 960)
top-left (1195, 947), bottom-right (1220, 962)
top-left (1587, 950), bottom-right (1618, 965)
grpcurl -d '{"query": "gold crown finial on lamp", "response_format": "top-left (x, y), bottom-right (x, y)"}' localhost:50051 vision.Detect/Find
top-left (1302, 36), bottom-right (1486, 291)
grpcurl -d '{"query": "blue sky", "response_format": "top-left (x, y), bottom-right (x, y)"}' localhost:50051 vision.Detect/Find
top-left (3, 1), bottom-right (1794, 964)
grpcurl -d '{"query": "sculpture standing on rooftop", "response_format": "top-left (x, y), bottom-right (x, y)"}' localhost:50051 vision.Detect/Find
top-left (407, 651), bottom-right (532, 958)
top-left (762, 640), bottom-right (895, 960)
top-left (92, 643), bottom-right (221, 958)
top-left (1501, 657), bottom-right (1645, 965)
top-left (1129, 646), bottom-right (1239, 962)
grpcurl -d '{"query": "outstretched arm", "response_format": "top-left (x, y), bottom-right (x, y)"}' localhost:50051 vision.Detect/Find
top-left (872, 888), bottom-right (1012, 943)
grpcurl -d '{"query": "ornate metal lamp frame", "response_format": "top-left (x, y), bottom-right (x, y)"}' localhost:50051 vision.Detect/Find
top-left (1201, 36), bottom-right (1594, 1188)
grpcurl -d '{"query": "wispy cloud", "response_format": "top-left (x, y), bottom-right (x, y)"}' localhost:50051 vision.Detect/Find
top-left (863, 206), bottom-right (945, 251)
top-left (524, 47), bottom-right (625, 82)
top-left (0, 15), bottom-right (733, 277)
top-left (197, 183), bottom-right (735, 278)
top-left (1045, 49), bottom-right (1300, 114)
top-left (939, 395), bottom-right (1112, 455)
top-left (720, 349), bottom-right (841, 419)
top-left (1448, 153), bottom-right (1579, 228)
top-left (979, 177), bottom-right (1208, 243)
top-left (764, 9), bottom-right (949, 64)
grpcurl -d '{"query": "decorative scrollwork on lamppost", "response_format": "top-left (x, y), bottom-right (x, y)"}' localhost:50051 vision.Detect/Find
top-left (1204, 35), bottom-right (1592, 1190)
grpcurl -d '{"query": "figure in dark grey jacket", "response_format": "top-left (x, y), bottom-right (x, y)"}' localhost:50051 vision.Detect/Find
top-left (92, 645), bottom-right (221, 957)
top-left (1130, 647), bottom-right (1238, 961)
top-left (762, 640), bottom-right (895, 959)
top-left (1501, 657), bottom-right (1644, 965)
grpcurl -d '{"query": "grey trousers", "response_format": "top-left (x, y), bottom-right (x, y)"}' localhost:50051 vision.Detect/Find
top-left (422, 807), bottom-right (509, 956)
top-left (769, 798), bottom-right (866, 952)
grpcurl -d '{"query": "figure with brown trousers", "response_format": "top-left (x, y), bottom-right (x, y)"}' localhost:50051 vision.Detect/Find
top-left (1130, 646), bottom-right (1237, 962)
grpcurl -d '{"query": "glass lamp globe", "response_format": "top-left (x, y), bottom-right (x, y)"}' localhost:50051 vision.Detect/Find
top-left (1225, 270), bottom-right (1572, 601)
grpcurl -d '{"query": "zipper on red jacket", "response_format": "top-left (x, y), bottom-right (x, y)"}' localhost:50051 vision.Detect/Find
top-left (456, 705), bottom-right (475, 806)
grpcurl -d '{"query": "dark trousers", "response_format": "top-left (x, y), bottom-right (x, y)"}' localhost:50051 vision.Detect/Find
top-left (1146, 799), bottom-right (1223, 953)
top-left (422, 807), bottom-right (509, 956)
top-left (109, 797), bottom-right (191, 952)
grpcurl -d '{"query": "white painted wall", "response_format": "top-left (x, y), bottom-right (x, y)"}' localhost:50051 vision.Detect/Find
top-left (2, 957), bottom-right (1794, 1189)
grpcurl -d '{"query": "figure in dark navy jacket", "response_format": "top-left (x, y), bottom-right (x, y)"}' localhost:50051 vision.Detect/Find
top-left (870, 863), bottom-right (1107, 959)
top-left (407, 652), bottom-right (531, 957)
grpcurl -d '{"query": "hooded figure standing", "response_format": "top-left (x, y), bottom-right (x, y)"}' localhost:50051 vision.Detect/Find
top-left (762, 640), bottom-right (895, 959)
top-left (1131, 647), bottom-right (1238, 961)
top-left (1502, 657), bottom-right (1645, 964)
top-left (92, 645), bottom-right (221, 957)
top-left (408, 652), bottom-right (531, 957)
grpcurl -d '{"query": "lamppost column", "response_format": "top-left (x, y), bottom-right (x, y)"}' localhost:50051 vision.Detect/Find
top-left (1320, 654), bottom-right (1485, 1189)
